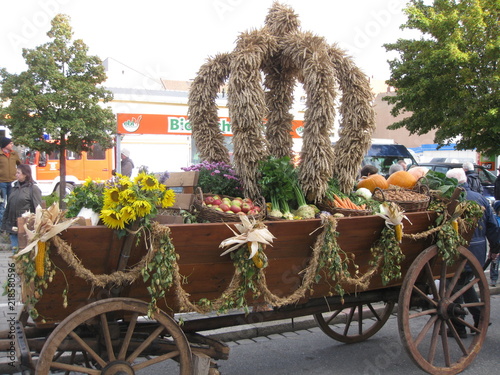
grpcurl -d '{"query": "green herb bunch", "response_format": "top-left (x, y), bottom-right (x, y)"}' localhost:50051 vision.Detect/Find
top-left (65, 178), bottom-right (106, 218)
top-left (258, 156), bottom-right (298, 219)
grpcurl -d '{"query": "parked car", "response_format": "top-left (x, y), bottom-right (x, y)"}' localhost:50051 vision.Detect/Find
top-left (416, 162), bottom-right (497, 204)
top-left (362, 144), bottom-right (419, 176)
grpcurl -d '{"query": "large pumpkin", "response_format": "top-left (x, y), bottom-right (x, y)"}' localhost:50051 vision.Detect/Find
top-left (357, 174), bottom-right (389, 193)
top-left (387, 170), bottom-right (418, 189)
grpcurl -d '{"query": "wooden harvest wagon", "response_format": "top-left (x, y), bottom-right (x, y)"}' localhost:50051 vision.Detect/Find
top-left (6, 202), bottom-right (491, 375)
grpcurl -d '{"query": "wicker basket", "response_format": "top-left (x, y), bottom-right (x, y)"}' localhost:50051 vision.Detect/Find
top-left (192, 187), bottom-right (266, 223)
top-left (373, 187), bottom-right (430, 212)
top-left (317, 201), bottom-right (372, 217)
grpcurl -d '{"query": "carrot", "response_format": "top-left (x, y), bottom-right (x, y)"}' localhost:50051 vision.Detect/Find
top-left (333, 194), bottom-right (345, 208)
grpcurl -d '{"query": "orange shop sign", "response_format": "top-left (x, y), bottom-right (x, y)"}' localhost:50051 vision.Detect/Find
top-left (117, 114), bottom-right (304, 138)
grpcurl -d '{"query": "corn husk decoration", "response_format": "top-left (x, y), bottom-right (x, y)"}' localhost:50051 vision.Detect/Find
top-left (376, 202), bottom-right (411, 243)
top-left (449, 201), bottom-right (467, 233)
top-left (14, 203), bottom-right (77, 258)
top-left (220, 215), bottom-right (276, 268)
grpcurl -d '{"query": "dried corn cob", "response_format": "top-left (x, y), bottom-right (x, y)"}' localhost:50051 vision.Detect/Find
top-left (35, 241), bottom-right (47, 277)
top-left (394, 224), bottom-right (403, 243)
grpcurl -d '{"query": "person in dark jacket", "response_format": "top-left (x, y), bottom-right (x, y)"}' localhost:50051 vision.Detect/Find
top-left (446, 168), bottom-right (500, 338)
top-left (120, 148), bottom-right (134, 177)
top-left (463, 162), bottom-right (483, 194)
top-left (494, 166), bottom-right (500, 200)
top-left (1, 164), bottom-right (42, 253)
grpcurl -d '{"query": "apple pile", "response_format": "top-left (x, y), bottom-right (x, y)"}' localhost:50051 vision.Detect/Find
top-left (203, 195), bottom-right (262, 215)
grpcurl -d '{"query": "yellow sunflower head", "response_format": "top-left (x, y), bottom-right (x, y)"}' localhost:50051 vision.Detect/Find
top-left (135, 173), bottom-right (159, 191)
top-left (103, 187), bottom-right (121, 208)
top-left (159, 189), bottom-right (176, 208)
top-left (119, 205), bottom-right (137, 224)
top-left (132, 199), bottom-right (152, 217)
top-left (118, 176), bottom-right (133, 189)
top-left (120, 188), bottom-right (137, 204)
top-left (100, 209), bottom-right (126, 230)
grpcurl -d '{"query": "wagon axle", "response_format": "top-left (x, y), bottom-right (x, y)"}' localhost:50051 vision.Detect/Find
top-left (440, 300), bottom-right (468, 320)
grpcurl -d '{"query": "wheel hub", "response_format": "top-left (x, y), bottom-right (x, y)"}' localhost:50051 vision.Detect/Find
top-left (101, 360), bottom-right (135, 375)
top-left (438, 298), bottom-right (467, 320)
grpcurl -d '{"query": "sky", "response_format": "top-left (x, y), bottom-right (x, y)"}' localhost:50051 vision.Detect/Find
top-left (1, 0), bottom-right (420, 83)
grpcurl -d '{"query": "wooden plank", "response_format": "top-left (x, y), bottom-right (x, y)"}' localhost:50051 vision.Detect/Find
top-left (163, 171), bottom-right (199, 193)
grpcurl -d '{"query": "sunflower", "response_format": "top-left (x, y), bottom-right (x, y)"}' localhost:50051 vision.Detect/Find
top-left (135, 173), bottom-right (159, 191)
top-left (119, 205), bottom-right (137, 224)
top-left (103, 187), bottom-right (121, 208)
top-left (159, 189), bottom-right (176, 208)
top-left (117, 175), bottom-right (133, 189)
top-left (120, 188), bottom-right (137, 204)
top-left (100, 209), bottom-right (126, 229)
top-left (132, 199), bottom-right (152, 217)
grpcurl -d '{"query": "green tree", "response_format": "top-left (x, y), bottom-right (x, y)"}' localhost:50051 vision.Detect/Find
top-left (0, 14), bottom-right (115, 205)
top-left (384, 0), bottom-right (499, 154)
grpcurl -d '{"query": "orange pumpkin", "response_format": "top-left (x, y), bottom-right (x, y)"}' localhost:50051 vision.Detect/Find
top-left (407, 166), bottom-right (429, 180)
top-left (387, 170), bottom-right (418, 189)
top-left (357, 174), bottom-right (389, 193)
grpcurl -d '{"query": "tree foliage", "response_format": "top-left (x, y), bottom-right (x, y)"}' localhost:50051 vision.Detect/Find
top-left (0, 14), bottom-right (115, 200)
top-left (384, 0), bottom-right (499, 154)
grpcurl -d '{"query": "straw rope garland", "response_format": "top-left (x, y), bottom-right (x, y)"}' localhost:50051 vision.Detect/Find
top-left (51, 235), bottom-right (154, 289)
top-left (28, 203), bottom-right (480, 317)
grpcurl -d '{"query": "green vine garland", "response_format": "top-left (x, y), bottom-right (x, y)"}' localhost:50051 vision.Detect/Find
top-left (370, 227), bottom-right (405, 285)
top-left (12, 199), bottom-right (485, 320)
top-left (140, 228), bottom-right (179, 318)
top-left (315, 218), bottom-right (356, 301)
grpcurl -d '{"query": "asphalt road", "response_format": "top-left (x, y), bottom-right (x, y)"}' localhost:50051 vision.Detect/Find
top-left (214, 295), bottom-right (500, 375)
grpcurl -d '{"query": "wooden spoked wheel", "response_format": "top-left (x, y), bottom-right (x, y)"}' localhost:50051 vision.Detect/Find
top-left (36, 298), bottom-right (192, 374)
top-left (398, 245), bottom-right (490, 375)
top-left (314, 301), bottom-right (395, 343)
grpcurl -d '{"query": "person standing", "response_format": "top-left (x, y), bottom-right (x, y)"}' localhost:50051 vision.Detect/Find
top-left (494, 166), bottom-right (500, 200)
top-left (120, 148), bottom-right (134, 177)
top-left (0, 137), bottom-right (21, 222)
top-left (463, 162), bottom-right (483, 194)
top-left (1, 164), bottom-right (42, 253)
top-left (445, 168), bottom-right (500, 337)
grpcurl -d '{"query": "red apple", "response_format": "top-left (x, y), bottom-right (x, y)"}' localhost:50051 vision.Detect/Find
top-left (253, 206), bottom-right (261, 212)
top-left (247, 209), bottom-right (257, 215)
top-left (241, 202), bottom-right (252, 213)
top-left (230, 205), bottom-right (242, 213)
top-left (219, 203), bottom-right (230, 212)
top-left (231, 199), bottom-right (242, 207)
top-left (204, 196), bottom-right (215, 205)
top-left (243, 198), bottom-right (253, 205)
top-left (213, 198), bottom-right (222, 205)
